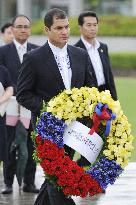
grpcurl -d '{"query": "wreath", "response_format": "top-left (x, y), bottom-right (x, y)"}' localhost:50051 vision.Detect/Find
top-left (32, 87), bottom-right (133, 198)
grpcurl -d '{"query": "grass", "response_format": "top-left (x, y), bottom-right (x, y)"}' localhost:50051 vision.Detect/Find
top-left (110, 53), bottom-right (136, 70)
top-left (115, 77), bottom-right (136, 161)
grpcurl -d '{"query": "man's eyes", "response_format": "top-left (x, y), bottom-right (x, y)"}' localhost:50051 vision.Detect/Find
top-left (56, 26), bottom-right (69, 30)
top-left (87, 24), bottom-right (97, 27)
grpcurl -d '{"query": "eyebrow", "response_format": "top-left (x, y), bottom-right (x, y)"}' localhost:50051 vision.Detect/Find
top-left (55, 24), bottom-right (69, 28)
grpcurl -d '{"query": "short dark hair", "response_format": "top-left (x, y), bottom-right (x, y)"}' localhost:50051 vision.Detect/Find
top-left (44, 8), bottom-right (67, 28)
top-left (1, 23), bottom-right (12, 33)
top-left (78, 11), bottom-right (98, 26)
top-left (12, 14), bottom-right (30, 25)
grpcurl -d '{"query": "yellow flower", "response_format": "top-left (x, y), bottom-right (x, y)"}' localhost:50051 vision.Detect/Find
top-left (116, 157), bottom-right (123, 165)
top-left (45, 87), bottom-right (134, 171)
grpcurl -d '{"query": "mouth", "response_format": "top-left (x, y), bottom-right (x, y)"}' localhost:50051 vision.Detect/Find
top-left (89, 32), bottom-right (96, 35)
top-left (62, 36), bottom-right (68, 40)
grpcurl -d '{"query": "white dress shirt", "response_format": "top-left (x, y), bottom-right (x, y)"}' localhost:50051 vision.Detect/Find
top-left (48, 40), bottom-right (72, 89)
top-left (13, 39), bottom-right (27, 63)
top-left (81, 36), bottom-right (105, 86)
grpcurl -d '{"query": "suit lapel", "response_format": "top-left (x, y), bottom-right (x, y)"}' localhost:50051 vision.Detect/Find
top-left (27, 43), bottom-right (31, 52)
top-left (98, 45), bottom-right (107, 78)
top-left (10, 42), bottom-right (21, 66)
top-left (27, 43), bottom-right (34, 52)
top-left (78, 39), bottom-right (87, 50)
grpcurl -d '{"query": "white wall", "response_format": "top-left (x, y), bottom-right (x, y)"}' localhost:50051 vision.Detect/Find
top-left (68, 0), bottom-right (84, 16)
top-left (17, 0), bottom-right (32, 19)
top-left (131, 0), bottom-right (136, 15)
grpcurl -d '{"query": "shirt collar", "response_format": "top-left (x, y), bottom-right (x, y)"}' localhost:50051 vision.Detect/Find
top-left (48, 40), bottom-right (68, 57)
top-left (13, 39), bottom-right (27, 50)
top-left (81, 36), bottom-right (100, 50)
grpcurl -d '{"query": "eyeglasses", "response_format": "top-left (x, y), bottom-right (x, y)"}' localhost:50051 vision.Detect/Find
top-left (13, 25), bottom-right (30, 29)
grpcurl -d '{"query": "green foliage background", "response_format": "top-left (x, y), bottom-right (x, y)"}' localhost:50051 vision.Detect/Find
top-left (31, 15), bottom-right (136, 36)
top-left (115, 77), bottom-right (136, 161)
top-left (110, 53), bottom-right (136, 70)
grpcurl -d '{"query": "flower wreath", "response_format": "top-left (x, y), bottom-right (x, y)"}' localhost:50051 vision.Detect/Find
top-left (32, 87), bottom-right (133, 198)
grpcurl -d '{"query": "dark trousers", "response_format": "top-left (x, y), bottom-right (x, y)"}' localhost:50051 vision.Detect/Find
top-left (34, 180), bottom-right (76, 205)
top-left (3, 126), bottom-right (16, 186)
top-left (3, 123), bottom-right (36, 186)
top-left (23, 125), bottom-right (36, 185)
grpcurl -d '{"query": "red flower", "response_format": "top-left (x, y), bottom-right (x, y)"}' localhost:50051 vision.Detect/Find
top-left (35, 137), bottom-right (102, 197)
top-left (35, 135), bottom-right (42, 144)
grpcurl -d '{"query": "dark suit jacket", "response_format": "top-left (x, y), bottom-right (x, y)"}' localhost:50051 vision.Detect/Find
top-left (0, 42), bottom-right (38, 94)
top-left (74, 39), bottom-right (117, 100)
top-left (16, 42), bottom-right (97, 116)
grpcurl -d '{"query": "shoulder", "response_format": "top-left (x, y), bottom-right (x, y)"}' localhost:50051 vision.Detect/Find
top-left (68, 44), bottom-right (87, 55)
top-left (99, 41), bottom-right (108, 49)
top-left (0, 43), bottom-right (16, 56)
top-left (26, 44), bottom-right (45, 57)
top-left (23, 44), bottom-right (47, 65)
top-left (27, 42), bottom-right (39, 49)
top-left (74, 39), bottom-right (81, 47)
top-left (0, 43), bottom-right (11, 52)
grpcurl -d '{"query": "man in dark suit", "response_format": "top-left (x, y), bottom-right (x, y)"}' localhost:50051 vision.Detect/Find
top-left (17, 8), bottom-right (97, 205)
top-left (0, 15), bottom-right (39, 194)
top-left (75, 11), bottom-right (117, 101)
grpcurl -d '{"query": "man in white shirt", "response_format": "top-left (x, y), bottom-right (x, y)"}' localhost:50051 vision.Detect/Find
top-left (0, 15), bottom-right (38, 194)
top-left (75, 11), bottom-right (117, 101)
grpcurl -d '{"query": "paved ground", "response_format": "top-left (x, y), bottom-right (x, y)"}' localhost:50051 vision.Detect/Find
top-left (0, 162), bottom-right (136, 205)
top-left (29, 36), bottom-right (136, 53)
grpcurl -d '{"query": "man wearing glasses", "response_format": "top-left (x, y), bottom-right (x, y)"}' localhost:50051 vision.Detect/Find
top-left (0, 15), bottom-right (39, 194)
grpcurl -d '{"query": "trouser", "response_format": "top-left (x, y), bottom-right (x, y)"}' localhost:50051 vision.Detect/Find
top-left (3, 123), bottom-right (36, 186)
top-left (23, 124), bottom-right (36, 185)
top-left (34, 180), bottom-right (76, 205)
top-left (3, 125), bottom-right (16, 186)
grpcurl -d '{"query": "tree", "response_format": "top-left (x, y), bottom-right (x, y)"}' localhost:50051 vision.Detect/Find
top-left (87, 0), bottom-right (100, 10)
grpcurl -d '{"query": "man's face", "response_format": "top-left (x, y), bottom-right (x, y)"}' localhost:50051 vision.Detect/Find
top-left (12, 16), bottom-right (31, 44)
top-left (3, 26), bottom-right (14, 44)
top-left (45, 17), bottom-right (70, 48)
top-left (80, 16), bottom-right (98, 42)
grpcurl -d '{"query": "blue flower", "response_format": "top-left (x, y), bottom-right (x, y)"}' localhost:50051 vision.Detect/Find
top-left (86, 157), bottom-right (123, 189)
top-left (36, 112), bottom-right (66, 147)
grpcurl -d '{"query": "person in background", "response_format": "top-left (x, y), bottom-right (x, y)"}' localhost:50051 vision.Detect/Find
top-left (0, 65), bottom-right (13, 163)
top-left (16, 8), bottom-right (97, 205)
top-left (74, 11), bottom-right (117, 186)
top-left (0, 15), bottom-right (39, 194)
top-left (0, 23), bottom-right (14, 45)
top-left (75, 11), bottom-right (117, 100)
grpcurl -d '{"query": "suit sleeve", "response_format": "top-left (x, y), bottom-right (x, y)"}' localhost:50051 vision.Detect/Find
top-left (105, 45), bottom-right (117, 100)
top-left (16, 53), bottom-right (43, 115)
top-left (0, 47), bottom-right (5, 66)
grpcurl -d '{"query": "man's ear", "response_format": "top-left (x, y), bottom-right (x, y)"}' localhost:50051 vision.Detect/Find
top-left (79, 25), bottom-right (82, 33)
top-left (44, 26), bottom-right (49, 33)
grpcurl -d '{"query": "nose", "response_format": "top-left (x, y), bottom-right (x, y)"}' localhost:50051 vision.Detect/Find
top-left (20, 27), bottom-right (27, 32)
